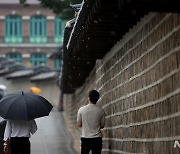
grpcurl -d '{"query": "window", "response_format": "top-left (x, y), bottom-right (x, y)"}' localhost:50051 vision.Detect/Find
top-left (54, 17), bottom-right (64, 44)
top-left (6, 52), bottom-right (22, 63)
top-left (54, 58), bottom-right (61, 70)
top-left (29, 15), bottom-right (47, 44)
top-left (5, 15), bottom-right (23, 44)
top-left (30, 52), bottom-right (47, 67)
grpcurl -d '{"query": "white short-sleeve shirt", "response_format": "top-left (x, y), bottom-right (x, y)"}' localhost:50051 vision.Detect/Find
top-left (4, 119), bottom-right (37, 141)
top-left (77, 104), bottom-right (105, 138)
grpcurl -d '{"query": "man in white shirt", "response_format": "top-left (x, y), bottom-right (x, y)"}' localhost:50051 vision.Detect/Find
top-left (77, 90), bottom-right (105, 154)
top-left (3, 119), bottom-right (37, 154)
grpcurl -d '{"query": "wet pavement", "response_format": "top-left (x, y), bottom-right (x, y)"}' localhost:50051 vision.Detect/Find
top-left (30, 109), bottom-right (76, 154)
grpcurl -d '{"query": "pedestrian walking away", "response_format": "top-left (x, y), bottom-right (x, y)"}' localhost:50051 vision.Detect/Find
top-left (0, 91), bottom-right (53, 154)
top-left (3, 119), bottom-right (37, 154)
top-left (77, 90), bottom-right (105, 154)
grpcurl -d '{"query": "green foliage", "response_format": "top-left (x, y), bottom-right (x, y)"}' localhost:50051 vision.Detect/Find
top-left (19, 0), bottom-right (82, 20)
top-left (20, 0), bottom-right (26, 3)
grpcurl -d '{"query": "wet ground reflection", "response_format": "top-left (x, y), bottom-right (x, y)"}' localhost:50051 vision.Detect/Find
top-left (30, 109), bottom-right (75, 154)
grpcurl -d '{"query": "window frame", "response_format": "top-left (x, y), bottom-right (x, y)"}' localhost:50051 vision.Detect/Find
top-left (54, 16), bottom-right (64, 44)
top-left (5, 15), bottom-right (23, 44)
top-left (29, 15), bottom-right (47, 44)
top-left (30, 52), bottom-right (47, 67)
top-left (6, 52), bottom-right (22, 63)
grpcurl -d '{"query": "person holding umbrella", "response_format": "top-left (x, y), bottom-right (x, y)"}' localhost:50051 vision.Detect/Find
top-left (3, 119), bottom-right (37, 154)
top-left (0, 91), bottom-right (53, 154)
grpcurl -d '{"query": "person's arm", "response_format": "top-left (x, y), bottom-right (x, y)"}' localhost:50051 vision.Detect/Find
top-left (100, 111), bottom-right (105, 129)
top-left (3, 120), bottom-right (11, 153)
top-left (77, 109), bottom-right (82, 128)
top-left (30, 120), bottom-right (37, 135)
top-left (77, 120), bottom-right (82, 127)
top-left (3, 141), bottom-right (9, 154)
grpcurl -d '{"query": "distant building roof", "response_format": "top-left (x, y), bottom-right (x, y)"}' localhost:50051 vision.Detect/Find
top-left (30, 71), bottom-right (57, 82)
top-left (29, 65), bottom-right (57, 82)
top-left (49, 46), bottom-right (63, 59)
top-left (6, 69), bottom-right (34, 79)
top-left (0, 58), bottom-right (57, 81)
top-left (33, 65), bottom-right (53, 75)
top-left (70, 3), bottom-right (82, 12)
top-left (0, 63), bottom-right (27, 76)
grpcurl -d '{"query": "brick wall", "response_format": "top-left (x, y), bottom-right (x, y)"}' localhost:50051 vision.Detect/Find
top-left (0, 20), bottom-right (4, 36)
top-left (63, 68), bottom-right (96, 153)
top-left (48, 20), bottom-right (54, 36)
top-left (64, 12), bottom-right (180, 154)
top-left (23, 20), bottom-right (29, 36)
top-left (0, 5), bottom-right (54, 16)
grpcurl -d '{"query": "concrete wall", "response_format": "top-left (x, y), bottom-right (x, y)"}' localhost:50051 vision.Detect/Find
top-left (64, 13), bottom-right (180, 154)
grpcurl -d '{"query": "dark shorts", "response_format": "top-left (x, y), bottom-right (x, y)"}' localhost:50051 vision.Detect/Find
top-left (10, 137), bottom-right (30, 154)
top-left (81, 137), bottom-right (102, 154)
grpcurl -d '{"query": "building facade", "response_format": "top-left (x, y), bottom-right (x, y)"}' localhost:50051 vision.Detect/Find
top-left (0, 0), bottom-right (64, 70)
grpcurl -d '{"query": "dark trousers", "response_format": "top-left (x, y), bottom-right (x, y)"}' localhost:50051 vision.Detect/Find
top-left (10, 137), bottom-right (30, 154)
top-left (81, 137), bottom-right (102, 154)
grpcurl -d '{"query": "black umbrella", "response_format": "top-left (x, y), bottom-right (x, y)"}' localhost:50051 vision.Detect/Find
top-left (0, 91), bottom-right (53, 121)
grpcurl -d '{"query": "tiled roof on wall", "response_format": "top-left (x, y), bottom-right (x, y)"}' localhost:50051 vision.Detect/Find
top-left (61, 0), bottom-right (180, 93)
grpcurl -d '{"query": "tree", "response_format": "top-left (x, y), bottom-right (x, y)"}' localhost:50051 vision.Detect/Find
top-left (20, 0), bottom-right (82, 20)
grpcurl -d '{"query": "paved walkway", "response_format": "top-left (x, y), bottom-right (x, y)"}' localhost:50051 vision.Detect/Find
top-left (30, 109), bottom-right (76, 154)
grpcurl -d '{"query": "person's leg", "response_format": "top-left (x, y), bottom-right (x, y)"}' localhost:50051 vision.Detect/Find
top-left (10, 137), bottom-right (20, 154)
top-left (81, 138), bottom-right (91, 154)
top-left (91, 137), bottom-right (102, 154)
top-left (19, 137), bottom-right (30, 154)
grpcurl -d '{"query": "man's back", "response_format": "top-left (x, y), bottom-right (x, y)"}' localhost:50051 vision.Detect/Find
top-left (77, 104), bottom-right (105, 138)
top-left (77, 90), bottom-right (105, 154)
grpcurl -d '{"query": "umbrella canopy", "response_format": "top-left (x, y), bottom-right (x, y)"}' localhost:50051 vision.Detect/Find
top-left (0, 91), bottom-right (53, 121)
top-left (0, 84), bottom-right (7, 90)
top-left (29, 87), bottom-right (42, 94)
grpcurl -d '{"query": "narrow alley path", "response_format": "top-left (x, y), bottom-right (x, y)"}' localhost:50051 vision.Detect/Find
top-left (30, 109), bottom-right (76, 154)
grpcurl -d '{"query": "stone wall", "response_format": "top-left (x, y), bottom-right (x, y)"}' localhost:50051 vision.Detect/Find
top-left (64, 12), bottom-right (180, 154)
top-left (63, 68), bottom-right (97, 153)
